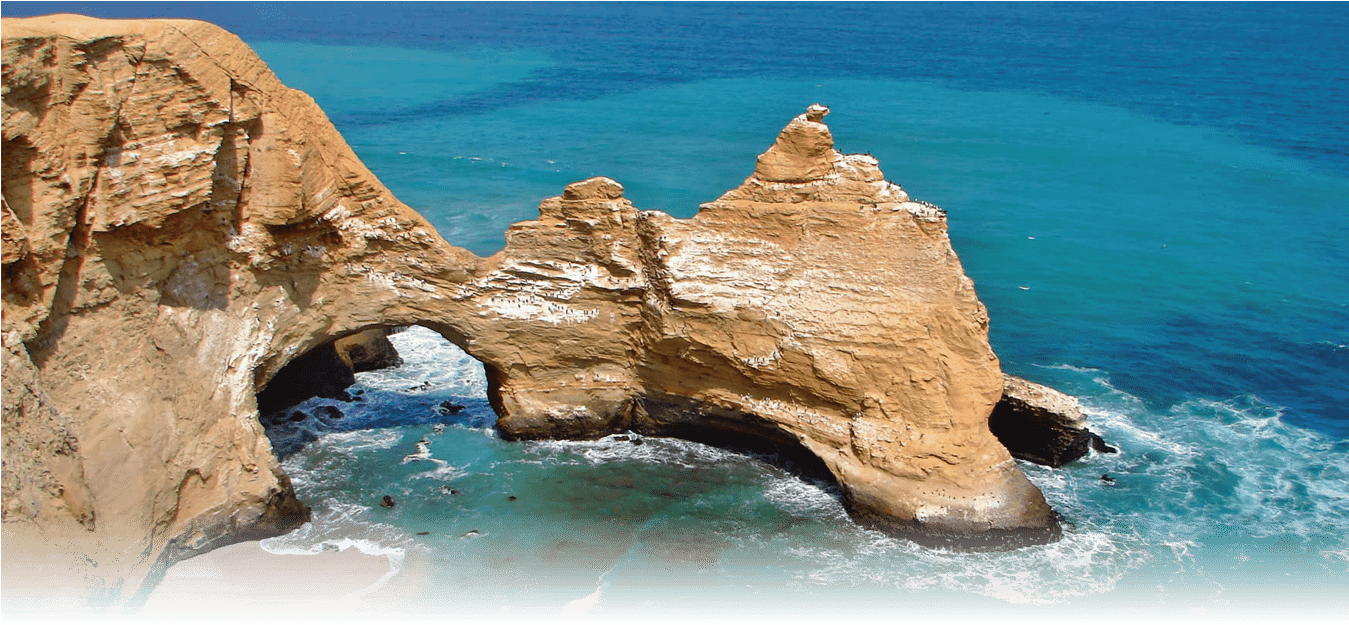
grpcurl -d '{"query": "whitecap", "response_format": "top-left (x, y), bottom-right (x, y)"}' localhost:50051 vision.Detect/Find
top-left (355, 326), bottom-right (487, 398)
top-left (519, 434), bottom-right (752, 470)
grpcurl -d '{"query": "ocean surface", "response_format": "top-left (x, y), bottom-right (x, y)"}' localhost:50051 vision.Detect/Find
top-left (7, 1), bottom-right (1348, 616)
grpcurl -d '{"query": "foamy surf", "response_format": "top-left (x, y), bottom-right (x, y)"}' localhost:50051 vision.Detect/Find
top-left (356, 325), bottom-right (488, 398)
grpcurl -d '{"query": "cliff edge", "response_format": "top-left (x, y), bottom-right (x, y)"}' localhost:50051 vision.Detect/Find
top-left (4, 15), bottom-right (1058, 606)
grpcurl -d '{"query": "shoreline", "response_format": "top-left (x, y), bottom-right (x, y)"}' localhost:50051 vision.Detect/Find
top-left (139, 540), bottom-right (397, 618)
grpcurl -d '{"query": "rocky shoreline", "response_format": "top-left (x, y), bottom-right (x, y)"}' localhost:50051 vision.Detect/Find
top-left (3, 14), bottom-right (1101, 606)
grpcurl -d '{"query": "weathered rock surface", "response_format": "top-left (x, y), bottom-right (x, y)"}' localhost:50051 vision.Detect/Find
top-left (990, 374), bottom-right (1092, 467)
top-left (4, 15), bottom-right (1061, 606)
top-left (1, 14), bottom-right (474, 603)
top-left (335, 327), bottom-right (402, 373)
top-left (252, 329), bottom-right (402, 415)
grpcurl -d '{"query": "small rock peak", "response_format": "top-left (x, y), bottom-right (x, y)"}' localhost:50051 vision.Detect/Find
top-left (753, 105), bottom-right (838, 183)
top-left (562, 177), bottom-right (625, 201)
top-left (804, 103), bottom-right (830, 123)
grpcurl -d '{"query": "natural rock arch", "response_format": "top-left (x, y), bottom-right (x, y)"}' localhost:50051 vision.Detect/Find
top-left (2, 15), bottom-right (1058, 606)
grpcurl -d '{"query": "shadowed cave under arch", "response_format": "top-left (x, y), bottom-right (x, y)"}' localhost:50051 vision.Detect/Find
top-left (252, 323), bottom-right (848, 533)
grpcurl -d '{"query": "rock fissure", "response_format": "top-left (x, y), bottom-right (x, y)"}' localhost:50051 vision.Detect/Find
top-left (2, 15), bottom-right (1098, 605)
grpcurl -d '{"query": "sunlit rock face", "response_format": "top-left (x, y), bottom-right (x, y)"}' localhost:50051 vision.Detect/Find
top-left (480, 107), bottom-right (1056, 547)
top-left (2, 15), bottom-right (1055, 605)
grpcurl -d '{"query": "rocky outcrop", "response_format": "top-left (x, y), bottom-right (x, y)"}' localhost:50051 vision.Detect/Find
top-left (4, 15), bottom-right (1061, 606)
top-left (335, 327), bottom-right (402, 373)
top-left (991, 374), bottom-right (1088, 467)
top-left (989, 374), bottom-right (1118, 467)
top-left (1, 14), bottom-right (476, 602)
top-left (254, 329), bottom-right (401, 414)
top-left (464, 125), bottom-right (1057, 547)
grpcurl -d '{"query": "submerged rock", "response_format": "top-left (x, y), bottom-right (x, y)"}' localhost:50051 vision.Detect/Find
top-left (313, 405), bottom-right (345, 422)
top-left (1091, 432), bottom-right (1119, 454)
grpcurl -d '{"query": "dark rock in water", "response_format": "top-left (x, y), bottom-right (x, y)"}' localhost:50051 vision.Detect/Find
top-left (631, 438), bottom-right (645, 446)
top-left (416, 531), bottom-right (430, 536)
top-left (335, 328), bottom-right (403, 373)
top-left (613, 435), bottom-right (630, 441)
top-left (381, 495), bottom-right (396, 508)
top-left (988, 374), bottom-right (1090, 467)
top-left (256, 341), bottom-right (357, 413)
top-left (259, 410), bottom-right (291, 427)
top-left (507, 495), bottom-right (517, 501)
top-left (314, 405), bottom-right (344, 422)
top-left (287, 410), bottom-right (308, 423)
top-left (436, 401), bottom-right (466, 416)
top-left (1089, 432), bottom-right (1118, 454)
top-left (1100, 474), bottom-right (1116, 484)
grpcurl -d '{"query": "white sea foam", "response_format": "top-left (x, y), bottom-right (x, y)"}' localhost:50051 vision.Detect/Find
top-left (401, 437), bottom-right (433, 463)
top-left (762, 476), bottom-right (846, 520)
top-left (1078, 373), bottom-right (1349, 541)
top-left (257, 534), bottom-right (408, 607)
top-left (355, 325), bottom-right (487, 398)
top-left (323, 428), bottom-right (405, 451)
top-left (410, 459), bottom-right (470, 482)
top-left (518, 433), bottom-right (754, 470)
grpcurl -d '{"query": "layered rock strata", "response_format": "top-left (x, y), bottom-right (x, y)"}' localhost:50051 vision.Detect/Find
top-left (4, 15), bottom-right (1059, 605)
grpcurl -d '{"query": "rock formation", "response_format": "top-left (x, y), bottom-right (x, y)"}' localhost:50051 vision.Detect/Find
top-left (335, 327), bottom-right (402, 373)
top-left (253, 328), bottom-right (401, 414)
top-left (4, 15), bottom-right (1063, 606)
top-left (991, 374), bottom-right (1097, 467)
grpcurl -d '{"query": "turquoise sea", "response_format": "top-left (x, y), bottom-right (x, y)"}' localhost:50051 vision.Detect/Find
top-left (7, 2), bottom-right (1348, 616)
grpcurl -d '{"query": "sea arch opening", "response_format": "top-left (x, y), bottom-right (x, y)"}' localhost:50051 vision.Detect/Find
top-left (250, 323), bottom-right (850, 589)
top-left (254, 322), bottom-right (497, 459)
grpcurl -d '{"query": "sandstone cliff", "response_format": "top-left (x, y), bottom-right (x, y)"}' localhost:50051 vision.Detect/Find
top-left (4, 15), bottom-right (1057, 606)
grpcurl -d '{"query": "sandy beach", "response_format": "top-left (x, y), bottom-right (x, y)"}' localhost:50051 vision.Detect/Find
top-left (139, 541), bottom-right (398, 619)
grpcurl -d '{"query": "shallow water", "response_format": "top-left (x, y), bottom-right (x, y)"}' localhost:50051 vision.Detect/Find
top-left (7, 1), bottom-right (1347, 614)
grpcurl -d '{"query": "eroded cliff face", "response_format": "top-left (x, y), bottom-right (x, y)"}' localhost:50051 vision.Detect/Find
top-left (1, 15), bottom-right (479, 599)
top-left (3, 15), bottom-right (1054, 605)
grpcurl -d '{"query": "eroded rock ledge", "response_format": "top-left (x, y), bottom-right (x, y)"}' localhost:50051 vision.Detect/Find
top-left (4, 15), bottom-right (1063, 604)
top-left (993, 374), bottom-right (1116, 467)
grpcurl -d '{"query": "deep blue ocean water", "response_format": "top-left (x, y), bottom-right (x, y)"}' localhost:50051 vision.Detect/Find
top-left (8, 1), bottom-right (1348, 616)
